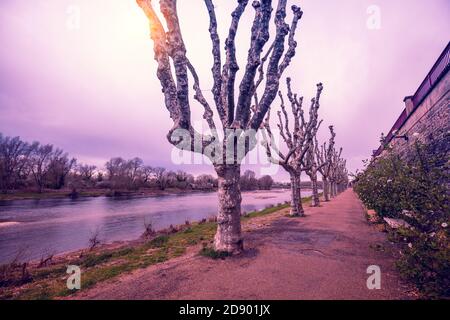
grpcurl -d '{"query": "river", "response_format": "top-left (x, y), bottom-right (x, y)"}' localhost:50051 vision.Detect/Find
top-left (0, 189), bottom-right (310, 264)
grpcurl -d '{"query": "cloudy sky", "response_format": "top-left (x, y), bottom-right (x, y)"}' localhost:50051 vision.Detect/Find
top-left (0, 0), bottom-right (449, 180)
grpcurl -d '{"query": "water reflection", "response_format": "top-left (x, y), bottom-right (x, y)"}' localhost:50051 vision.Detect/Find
top-left (0, 189), bottom-right (310, 263)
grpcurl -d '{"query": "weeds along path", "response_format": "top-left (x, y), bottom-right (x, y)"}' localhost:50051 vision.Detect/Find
top-left (69, 189), bottom-right (414, 300)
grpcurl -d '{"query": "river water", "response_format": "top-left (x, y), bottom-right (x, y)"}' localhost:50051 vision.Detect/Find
top-left (0, 189), bottom-right (309, 263)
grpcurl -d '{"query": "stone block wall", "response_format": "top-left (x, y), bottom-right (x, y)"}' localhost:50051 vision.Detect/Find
top-left (383, 69), bottom-right (449, 156)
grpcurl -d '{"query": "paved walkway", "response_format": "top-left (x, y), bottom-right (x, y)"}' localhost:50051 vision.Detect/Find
top-left (74, 189), bottom-right (414, 300)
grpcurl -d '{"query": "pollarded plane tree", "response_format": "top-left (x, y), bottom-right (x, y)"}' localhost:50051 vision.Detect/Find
top-left (328, 146), bottom-right (343, 198)
top-left (136, 0), bottom-right (304, 253)
top-left (303, 135), bottom-right (326, 207)
top-left (336, 158), bottom-right (349, 193)
top-left (315, 125), bottom-right (336, 202)
top-left (262, 78), bottom-right (323, 216)
top-left (330, 150), bottom-right (348, 195)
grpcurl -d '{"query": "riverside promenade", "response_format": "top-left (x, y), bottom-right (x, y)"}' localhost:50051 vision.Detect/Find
top-left (73, 189), bottom-right (414, 300)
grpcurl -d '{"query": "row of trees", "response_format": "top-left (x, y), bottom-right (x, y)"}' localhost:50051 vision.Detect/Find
top-left (0, 134), bottom-right (76, 193)
top-left (262, 79), bottom-right (349, 216)
top-left (0, 134), bottom-right (199, 193)
top-left (240, 170), bottom-right (274, 191)
top-left (137, 0), bottom-right (348, 253)
top-left (0, 134), bottom-right (277, 194)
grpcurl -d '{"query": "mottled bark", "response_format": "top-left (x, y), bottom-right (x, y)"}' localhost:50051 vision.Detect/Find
top-left (323, 177), bottom-right (330, 201)
top-left (329, 146), bottom-right (343, 198)
top-left (310, 171), bottom-right (320, 206)
top-left (304, 132), bottom-right (322, 207)
top-left (304, 159), bottom-right (320, 206)
top-left (249, 2), bottom-right (303, 130)
top-left (334, 157), bottom-right (348, 194)
top-left (137, 0), bottom-right (303, 254)
top-left (204, 0), bottom-right (224, 122)
top-left (234, 0), bottom-right (272, 127)
top-left (289, 172), bottom-right (304, 217)
top-left (316, 126), bottom-right (336, 201)
top-left (214, 164), bottom-right (243, 253)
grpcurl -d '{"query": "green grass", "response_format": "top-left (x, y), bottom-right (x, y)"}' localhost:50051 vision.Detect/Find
top-left (146, 235), bottom-right (170, 248)
top-left (199, 247), bottom-right (231, 260)
top-left (242, 203), bottom-right (290, 220)
top-left (2, 199), bottom-right (305, 300)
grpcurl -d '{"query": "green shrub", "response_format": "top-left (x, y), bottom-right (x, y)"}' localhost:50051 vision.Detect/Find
top-left (354, 131), bottom-right (449, 298)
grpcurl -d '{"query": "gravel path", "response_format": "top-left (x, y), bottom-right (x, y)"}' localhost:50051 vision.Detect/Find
top-left (72, 189), bottom-right (414, 300)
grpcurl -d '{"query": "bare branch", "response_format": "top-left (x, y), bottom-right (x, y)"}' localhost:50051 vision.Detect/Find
top-left (204, 0), bottom-right (225, 124)
top-left (263, 78), bottom-right (324, 174)
top-left (221, 0), bottom-right (249, 126)
top-left (186, 60), bottom-right (216, 131)
top-left (234, 0), bottom-right (273, 127)
top-left (279, 91), bottom-right (293, 148)
top-left (138, 0), bottom-right (218, 155)
top-left (160, 0), bottom-right (191, 129)
top-left (286, 77), bottom-right (300, 144)
top-left (249, 1), bottom-right (303, 130)
top-left (254, 43), bottom-right (275, 92)
top-left (278, 5), bottom-right (303, 75)
top-left (136, 0), bottom-right (179, 123)
top-left (262, 110), bottom-right (286, 162)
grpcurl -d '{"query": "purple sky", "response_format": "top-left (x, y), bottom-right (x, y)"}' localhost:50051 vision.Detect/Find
top-left (0, 0), bottom-right (449, 181)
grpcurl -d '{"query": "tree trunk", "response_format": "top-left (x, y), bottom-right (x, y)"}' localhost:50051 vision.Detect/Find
top-left (331, 182), bottom-right (336, 197)
top-left (289, 173), bottom-right (304, 217)
top-left (323, 177), bottom-right (330, 201)
top-left (310, 171), bottom-right (320, 207)
top-left (213, 164), bottom-right (243, 254)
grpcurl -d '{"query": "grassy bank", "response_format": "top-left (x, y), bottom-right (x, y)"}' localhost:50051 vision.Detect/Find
top-left (0, 197), bottom-right (314, 300)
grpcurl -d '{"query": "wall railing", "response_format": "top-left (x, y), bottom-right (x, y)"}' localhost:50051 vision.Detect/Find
top-left (373, 41), bottom-right (450, 157)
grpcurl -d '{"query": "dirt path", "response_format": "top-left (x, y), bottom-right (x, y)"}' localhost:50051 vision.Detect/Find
top-left (72, 189), bottom-right (414, 300)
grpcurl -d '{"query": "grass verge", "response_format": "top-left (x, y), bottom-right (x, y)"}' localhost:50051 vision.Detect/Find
top-left (0, 198), bottom-right (307, 300)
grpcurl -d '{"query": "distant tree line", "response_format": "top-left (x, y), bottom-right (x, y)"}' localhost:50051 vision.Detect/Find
top-left (240, 170), bottom-right (274, 191)
top-left (0, 134), bottom-right (275, 195)
top-left (0, 134), bottom-right (76, 193)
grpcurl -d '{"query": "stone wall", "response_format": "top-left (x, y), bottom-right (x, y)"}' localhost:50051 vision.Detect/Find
top-left (382, 68), bottom-right (449, 156)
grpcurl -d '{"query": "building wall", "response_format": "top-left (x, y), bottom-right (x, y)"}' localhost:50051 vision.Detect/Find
top-left (383, 69), bottom-right (449, 156)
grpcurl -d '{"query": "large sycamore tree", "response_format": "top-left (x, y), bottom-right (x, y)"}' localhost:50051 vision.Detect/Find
top-left (137, 0), bottom-right (303, 253)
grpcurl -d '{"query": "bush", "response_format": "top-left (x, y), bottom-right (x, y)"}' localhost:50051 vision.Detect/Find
top-left (354, 131), bottom-right (449, 298)
top-left (393, 227), bottom-right (449, 298)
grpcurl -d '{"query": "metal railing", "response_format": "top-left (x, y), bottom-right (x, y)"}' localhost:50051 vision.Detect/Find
top-left (373, 109), bottom-right (407, 157)
top-left (373, 41), bottom-right (450, 157)
top-left (412, 41), bottom-right (450, 108)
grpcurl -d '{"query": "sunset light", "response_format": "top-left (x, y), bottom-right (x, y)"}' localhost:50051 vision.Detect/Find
top-left (0, 0), bottom-right (448, 308)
